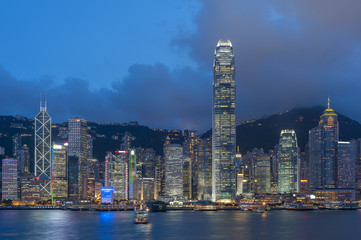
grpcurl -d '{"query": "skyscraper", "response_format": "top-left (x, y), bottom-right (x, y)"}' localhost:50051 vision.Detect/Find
top-left (165, 144), bottom-right (184, 198)
top-left (68, 118), bottom-right (88, 199)
top-left (309, 100), bottom-right (338, 189)
top-left (2, 158), bottom-right (18, 200)
top-left (212, 40), bottom-right (236, 202)
top-left (128, 149), bottom-right (137, 199)
top-left (255, 156), bottom-right (271, 194)
top-left (277, 130), bottom-right (299, 193)
top-left (197, 138), bottom-right (212, 201)
top-left (52, 144), bottom-right (68, 201)
top-left (34, 100), bottom-right (52, 199)
top-left (337, 141), bottom-right (355, 189)
top-left (107, 152), bottom-right (128, 200)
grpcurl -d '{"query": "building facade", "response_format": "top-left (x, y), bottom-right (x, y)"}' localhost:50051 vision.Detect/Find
top-left (2, 158), bottom-right (18, 200)
top-left (309, 103), bottom-right (338, 189)
top-left (165, 144), bottom-right (183, 198)
top-left (34, 101), bottom-right (52, 199)
top-left (255, 156), bottom-right (271, 194)
top-left (212, 40), bottom-right (236, 202)
top-left (68, 118), bottom-right (88, 199)
top-left (277, 130), bottom-right (299, 193)
top-left (52, 144), bottom-right (68, 201)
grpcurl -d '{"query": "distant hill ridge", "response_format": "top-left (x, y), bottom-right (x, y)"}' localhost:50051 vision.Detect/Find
top-left (203, 106), bottom-right (361, 153)
top-left (1, 106), bottom-right (361, 161)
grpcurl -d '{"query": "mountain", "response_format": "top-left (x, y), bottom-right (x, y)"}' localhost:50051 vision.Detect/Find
top-left (1, 106), bottom-right (361, 162)
top-left (203, 106), bottom-right (361, 154)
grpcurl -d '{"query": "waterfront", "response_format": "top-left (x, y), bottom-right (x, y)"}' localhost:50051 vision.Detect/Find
top-left (0, 210), bottom-right (361, 239)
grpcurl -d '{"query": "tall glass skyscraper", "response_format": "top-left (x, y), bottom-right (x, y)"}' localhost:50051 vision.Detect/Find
top-left (68, 118), bottom-right (88, 199)
top-left (2, 158), bottom-right (18, 200)
top-left (52, 144), bottom-right (68, 201)
top-left (212, 40), bottom-right (236, 202)
top-left (309, 101), bottom-right (338, 189)
top-left (34, 100), bottom-right (52, 199)
top-left (277, 130), bottom-right (299, 193)
top-left (165, 144), bottom-right (184, 198)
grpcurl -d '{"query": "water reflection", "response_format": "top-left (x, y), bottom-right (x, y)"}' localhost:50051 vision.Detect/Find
top-left (0, 210), bottom-right (360, 239)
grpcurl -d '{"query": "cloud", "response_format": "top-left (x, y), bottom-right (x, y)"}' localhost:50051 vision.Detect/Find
top-left (174, 0), bottom-right (361, 121)
top-left (0, 63), bottom-right (211, 130)
top-left (2, 0), bottom-right (361, 131)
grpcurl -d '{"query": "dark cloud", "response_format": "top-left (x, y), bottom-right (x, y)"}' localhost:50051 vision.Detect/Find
top-left (2, 0), bottom-right (361, 131)
top-left (0, 63), bottom-right (211, 130)
top-left (174, 0), bottom-right (361, 122)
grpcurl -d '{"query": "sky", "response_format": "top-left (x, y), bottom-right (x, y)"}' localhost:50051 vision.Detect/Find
top-left (1, 0), bottom-right (361, 132)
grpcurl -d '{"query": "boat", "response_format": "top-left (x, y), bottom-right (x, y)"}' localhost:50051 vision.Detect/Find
top-left (134, 210), bottom-right (149, 224)
top-left (285, 203), bottom-right (315, 211)
top-left (193, 201), bottom-right (218, 211)
top-left (252, 208), bottom-right (265, 213)
top-left (145, 201), bottom-right (167, 212)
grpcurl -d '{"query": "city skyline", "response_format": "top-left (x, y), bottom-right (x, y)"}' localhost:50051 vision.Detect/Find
top-left (1, 1), bottom-right (361, 131)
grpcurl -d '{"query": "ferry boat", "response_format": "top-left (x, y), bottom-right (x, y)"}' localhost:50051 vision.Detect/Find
top-left (193, 201), bottom-right (217, 211)
top-left (252, 208), bottom-right (265, 213)
top-left (134, 210), bottom-right (149, 224)
top-left (285, 203), bottom-right (315, 211)
top-left (145, 201), bottom-right (167, 212)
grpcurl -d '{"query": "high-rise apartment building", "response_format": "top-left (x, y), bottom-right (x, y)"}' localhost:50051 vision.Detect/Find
top-left (2, 158), bottom-right (18, 200)
top-left (68, 118), bottom-right (88, 199)
top-left (212, 40), bottom-right (236, 202)
top-left (277, 130), bottom-right (299, 193)
top-left (165, 144), bottom-right (183, 198)
top-left (34, 101), bottom-right (52, 199)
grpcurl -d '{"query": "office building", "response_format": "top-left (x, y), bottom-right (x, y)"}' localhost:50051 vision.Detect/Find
top-left (107, 152), bottom-right (128, 201)
top-left (212, 40), bottom-right (236, 202)
top-left (197, 138), bottom-right (212, 200)
top-left (52, 144), bottom-right (68, 201)
top-left (255, 156), bottom-right (271, 194)
top-left (2, 158), bottom-right (18, 200)
top-left (309, 100), bottom-right (338, 189)
top-left (133, 178), bottom-right (155, 202)
top-left (68, 118), bottom-right (88, 199)
top-left (165, 144), bottom-right (183, 198)
top-left (337, 141), bottom-right (355, 189)
top-left (277, 130), bottom-right (299, 193)
top-left (34, 100), bottom-right (52, 199)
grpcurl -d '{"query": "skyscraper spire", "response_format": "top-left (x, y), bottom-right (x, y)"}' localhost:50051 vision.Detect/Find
top-left (328, 97), bottom-right (330, 109)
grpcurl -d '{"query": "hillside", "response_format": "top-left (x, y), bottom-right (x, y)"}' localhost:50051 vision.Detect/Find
top-left (1, 106), bottom-right (361, 162)
top-left (203, 106), bottom-right (361, 153)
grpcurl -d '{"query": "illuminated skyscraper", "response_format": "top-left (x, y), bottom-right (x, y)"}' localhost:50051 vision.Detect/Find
top-left (309, 100), bottom-right (338, 189)
top-left (255, 156), bottom-right (271, 194)
top-left (107, 152), bottom-right (128, 200)
top-left (212, 40), bottom-right (236, 202)
top-left (277, 130), bottom-right (299, 193)
top-left (68, 118), bottom-right (88, 199)
top-left (52, 144), bottom-right (68, 201)
top-left (2, 158), bottom-right (18, 200)
top-left (165, 144), bottom-right (183, 198)
top-left (34, 100), bottom-right (52, 199)
top-left (337, 141), bottom-right (355, 189)
top-left (197, 138), bottom-right (212, 201)
top-left (129, 149), bottom-right (137, 199)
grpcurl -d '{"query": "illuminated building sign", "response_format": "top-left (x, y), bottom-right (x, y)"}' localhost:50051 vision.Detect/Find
top-left (301, 179), bottom-right (308, 183)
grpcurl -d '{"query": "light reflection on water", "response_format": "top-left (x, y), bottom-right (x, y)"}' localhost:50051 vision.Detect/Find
top-left (0, 210), bottom-right (360, 239)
